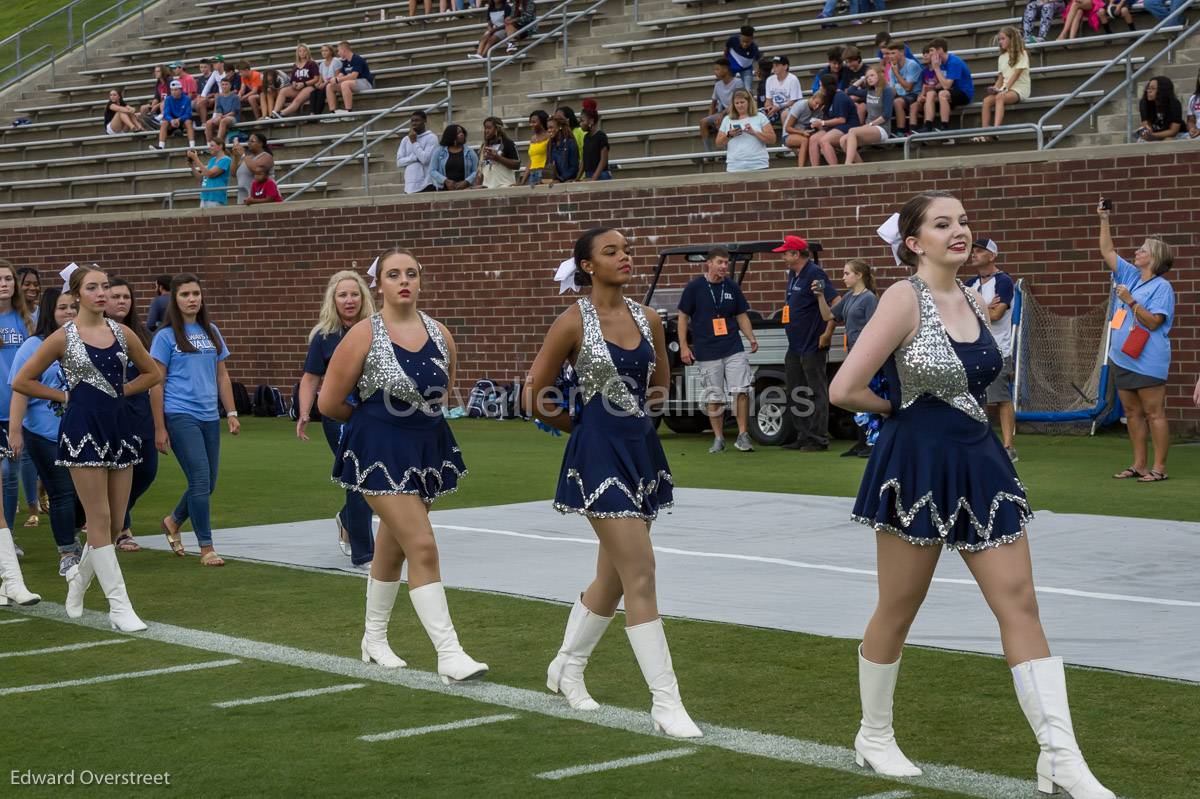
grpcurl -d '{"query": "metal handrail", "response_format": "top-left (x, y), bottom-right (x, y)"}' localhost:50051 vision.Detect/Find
top-left (0, 44), bottom-right (56, 91)
top-left (82, 1), bottom-right (151, 69)
top-left (1037, 0), bottom-right (1193, 149)
top-left (485, 0), bottom-right (609, 117)
top-left (164, 181), bottom-right (329, 209)
top-left (903, 123), bottom-right (1047, 158)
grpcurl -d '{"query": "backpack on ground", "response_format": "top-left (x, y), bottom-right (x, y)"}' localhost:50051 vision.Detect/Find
top-left (253, 384), bottom-right (277, 417)
top-left (231, 381), bottom-right (252, 415)
top-left (467, 379), bottom-right (504, 419)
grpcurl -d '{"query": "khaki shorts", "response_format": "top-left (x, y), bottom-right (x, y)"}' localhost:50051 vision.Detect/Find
top-left (985, 355), bottom-right (1014, 405)
top-left (697, 351), bottom-right (752, 404)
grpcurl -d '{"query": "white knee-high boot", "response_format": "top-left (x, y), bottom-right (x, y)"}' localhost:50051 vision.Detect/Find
top-left (626, 618), bottom-right (702, 738)
top-left (65, 544), bottom-right (95, 618)
top-left (855, 645), bottom-right (922, 777)
top-left (409, 581), bottom-right (487, 684)
top-left (547, 595), bottom-right (613, 710)
top-left (0, 527), bottom-right (39, 606)
top-left (90, 545), bottom-right (146, 632)
top-left (361, 577), bottom-right (407, 668)
top-left (1012, 657), bottom-right (1115, 799)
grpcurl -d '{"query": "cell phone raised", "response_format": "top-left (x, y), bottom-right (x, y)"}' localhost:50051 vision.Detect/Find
top-left (1099, 198), bottom-right (1113, 212)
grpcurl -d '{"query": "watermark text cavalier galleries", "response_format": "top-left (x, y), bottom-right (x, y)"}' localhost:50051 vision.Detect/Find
top-left (11, 770), bottom-right (171, 787)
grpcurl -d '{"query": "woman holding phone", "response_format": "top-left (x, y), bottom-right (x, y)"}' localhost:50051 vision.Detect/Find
top-left (1098, 199), bottom-right (1176, 483)
top-left (716, 89), bottom-right (775, 172)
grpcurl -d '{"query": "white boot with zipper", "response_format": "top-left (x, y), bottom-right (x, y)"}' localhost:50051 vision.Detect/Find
top-left (1012, 656), bottom-right (1115, 799)
top-left (409, 582), bottom-right (487, 684)
top-left (854, 645), bottom-right (922, 777)
top-left (360, 577), bottom-right (407, 668)
top-left (90, 545), bottom-right (147, 632)
top-left (546, 595), bottom-right (613, 710)
top-left (0, 527), bottom-right (39, 606)
top-left (65, 544), bottom-right (95, 618)
top-left (626, 618), bottom-right (702, 738)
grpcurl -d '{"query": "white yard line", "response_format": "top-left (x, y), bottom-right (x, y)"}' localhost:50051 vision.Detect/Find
top-left (359, 713), bottom-right (518, 742)
top-left (853, 791), bottom-right (915, 799)
top-left (434, 524), bottom-right (1200, 609)
top-left (0, 638), bottom-right (130, 658)
top-left (535, 747), bottom-right (698, 780)
top-left (0, 618), bottom-right (32, 625)
top-left (11, 602), bottom-right (1045, 799)
top-left (214, 683), bottom-right (366, 708)
top-left (0, 658), bottom-right (240, 696)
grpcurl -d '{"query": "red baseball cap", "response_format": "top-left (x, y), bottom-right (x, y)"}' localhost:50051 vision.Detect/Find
top-left (771, 235), bottom-right (809, 252)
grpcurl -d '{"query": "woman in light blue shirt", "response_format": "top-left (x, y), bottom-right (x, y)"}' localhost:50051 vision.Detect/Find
top-left (0, 260), bottom-right (33, 533)
top-left (1098, 201), bottom-right (1176, 483)
top-left (151, 274), bottom-right (240, 566)
top-left (8, 289), bottom-right (80, 575)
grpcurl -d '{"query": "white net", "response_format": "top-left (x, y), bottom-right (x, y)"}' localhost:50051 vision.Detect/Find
top-left (1014, 281), bottom-right (1115, 434)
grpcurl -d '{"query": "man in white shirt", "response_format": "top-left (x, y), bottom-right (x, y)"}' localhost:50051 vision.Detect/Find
top-left (394, 111), bottom-right (438, 193)
top-left (763, 55), bottom-right (803, 125)
top-left (965, 238), bottom-right (1019, 462)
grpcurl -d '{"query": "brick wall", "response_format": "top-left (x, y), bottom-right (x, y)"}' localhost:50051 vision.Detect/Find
top-left (1, 144), bottom-right (1196, 429)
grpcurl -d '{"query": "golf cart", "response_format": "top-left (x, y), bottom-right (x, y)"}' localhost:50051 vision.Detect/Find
top-left (642, 242), bottom-right (857, 445)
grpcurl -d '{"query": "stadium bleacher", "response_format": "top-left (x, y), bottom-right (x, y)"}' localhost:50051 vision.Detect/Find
top-left (0, 0), bottom-right (1194, 215)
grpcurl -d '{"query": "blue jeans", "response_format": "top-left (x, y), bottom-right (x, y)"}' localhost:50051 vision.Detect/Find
top-left (2, 450), bottom-right (40, 528)
top-left (166, 413), bottom-right (220, 548)
top-left (851, 0), bottom-right (885, 12)
top-left (1141, 0), bottom-right (1176, 22)
top-left (527, 168), bottom-right (544, 186)
top-left (321, 417), bottom-right (374, 565)
top-left (24, 431), bottom-right (79, 553)
top-left (124, 443), bottom-right (159, 532)
top-left (821, 0), bottom-right (838, 14)
top-left (735, 67), bottom-right (755, 92)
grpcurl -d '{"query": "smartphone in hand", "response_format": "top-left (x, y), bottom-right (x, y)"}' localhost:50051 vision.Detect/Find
top-left (1099, 197), bottom-right (1113, 212)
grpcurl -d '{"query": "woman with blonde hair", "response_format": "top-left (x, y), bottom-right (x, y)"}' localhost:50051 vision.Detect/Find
top-left (976, 27), bottom-right (1030, 141)
top-left (297, 269), bottom-right (376, 567)
top-left (716, 88), bottom-right (776, 172)
top-left (841, 65), bottom-right (896, 164)
top-left (0, 259), bottom-right (34, 533)
top-left (273, 44), bottom-right (321, 118)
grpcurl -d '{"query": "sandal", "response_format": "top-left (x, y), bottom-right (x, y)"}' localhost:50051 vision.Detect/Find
top-left (23, 514), bottom-right (38, 527)
top-left (115, 533), bottom-right (141, 552)
top-left (161, 516), bottom-right (185, 557)
top-left (334, 515), bottom-right (352, 557)
top-left (1112, 467), bottom-right (1147, 479)
top-left (200, 551), bottom-right (225, 567)
top-left (1137, 469), bottom-right (1169, 482)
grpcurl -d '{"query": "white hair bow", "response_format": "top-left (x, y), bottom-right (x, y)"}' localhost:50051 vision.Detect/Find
top-left (60, 262), bottom-right (80, 293)
top-left (877, 213), bottom-right (904, 267)
top-left (554, 257), bottom-right (580, 295)
top-left (366, 256), bottom-right (379, 288)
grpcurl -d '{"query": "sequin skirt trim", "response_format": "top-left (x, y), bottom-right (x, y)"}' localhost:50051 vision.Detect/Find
top-left (55, 433), bottom-right (143, 470)
top-left (332, 448), bottom-right (467, 502)
top-left (554, 469), bottom-right (674, 522)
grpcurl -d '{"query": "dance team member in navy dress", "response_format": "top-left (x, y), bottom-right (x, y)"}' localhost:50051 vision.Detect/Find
top-left (297, 269), bottom-right (376, 568)
top-left (321, 248), bottom-right (486, 683)
top-left (526, 228), bottom-right (701, 739)
top-left (14, 265), bottom-right (161, 632)
top-left (829, 191), bottom-right (1113, 798)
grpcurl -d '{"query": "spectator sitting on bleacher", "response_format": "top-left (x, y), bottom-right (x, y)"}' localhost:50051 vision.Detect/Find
top-left (1186, 69), bottom-right (1200, 138)
top-left (763, 55), bottom-right (803, 126)
top-left (700, 59), bottom-right (740, 152)
top-left (476, 116), bottom-right (520, 188)
top-left (841, 65), bottom-right (895, 163)
top-left (170, 61), bottom-right (197, 97)
top-left (521, 110), bottom-right (550, 186)
top-left (784, 91), bottom-right (825, 167)
top-left (104, 89), bottom-right (149, 135)
top-left (815, 0), bottom-right (849, 26)
top-left (1059, 0), bottom-right (1103, 40)
top-left (139, 65), bottom-right (171, 121)
top-left (1101, 1), bottom-right (1136, 30)
top-left (312, 45), bottom-right (343, 116)
top-left (874, 31), bottom-right (913, 61)
top-left (395, 111), bottom-right (439, 193)
top-left (189, 139), bottom-right (232, 209)
top-left (152, 81), bottom-right (195, 150)
top-left (841, 46), bottom-right (868, 90)
top-left (245, 163), bottom-right (283, 205)
top-left (237, 62), bottom-right (265, 120)
top-left (1022, 1), bottom-right (1064, 44)
top-left (1136, 75), bottom-right (1186, 141)
top-left (329, 41), bottom-right (373, 115)
top-left (809, 73), bottom-right (857, 166)
top-left (474, 0), bottom-right (511, 59)
top-left (754, 58), bottom-right (771, 110)
top-left (194, 59), bottom-right (215, 126)
top-left (811, 47), bottom-right (847, 95)
top-left (504, 0), bottom-right (538, 55)
top-left (431, 124), bottom-right (479, 191)
top-left (884, 41), bottom-right (921, 136)
top-left (205, 78), bottom-right (240, 145)
top-left (918, 38), bottom-right (973, 139)
top-left (232, 132), bottom-right (274, 204)
top-left (976, 27), bottom-right (1030, 142)
top-left (272, 46), bottom-right (320, 119)
top-left (258, 70), bottom-right (282, 121)
top-left (1141, 0), bottom-right (1179, 23)
top-left (543, 117), bottom-right (579, 185)
top-left (198, 57), bottom-right (232, 128)
top-left (724, 26), bottom-right (761, 92)
top-left (579, 107), bottom-right (611, 181)
top-left (716, 89), bottom-right (776, 172)
top-left (410, 0), bottom-right (432, 18)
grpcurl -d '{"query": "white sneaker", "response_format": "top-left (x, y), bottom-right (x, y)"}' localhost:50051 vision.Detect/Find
top-left (333, 109), bottom-right (349, 115)
top-left (708, 437), bottom-right (725, 454)
top-left (468, 53), bottom-right (484, 60)
top-left (734, 432), bottom-right (754, 451)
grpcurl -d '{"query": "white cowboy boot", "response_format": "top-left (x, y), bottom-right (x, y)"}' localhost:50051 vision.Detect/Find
top-left (360, 576), bottom-right (407, 668)
top-left (626, 618), bottom-right (702, 738)
top-left (90, 545), bottom-right (147, 632)
top-left (1012, 657), bottom-right (1115, 799)
top-left (854, 645), bottom-right (922, 777)
top-left (0, 527), bottom-right (39, 606)
top-left (409, 582), bottom-right (487, 684)
top-left (547, 596), bottom-right (613, 710)
top-left (65, 544), bottom-right (96, 618)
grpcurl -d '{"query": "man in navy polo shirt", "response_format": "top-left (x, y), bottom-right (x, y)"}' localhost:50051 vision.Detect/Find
top-left (965, 237), bottom-right (1018, 461)
top-left (678, 247), bottom-right (759, 453)
top-left (778, 235), bottom-right (836, 451)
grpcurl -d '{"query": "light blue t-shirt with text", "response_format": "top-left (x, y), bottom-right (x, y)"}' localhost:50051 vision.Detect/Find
top-left (151, 322), bottom-right (230, 421)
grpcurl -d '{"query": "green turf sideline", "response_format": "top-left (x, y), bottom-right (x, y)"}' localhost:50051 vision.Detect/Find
top-left (9, 601), bottom-right (1048, 799)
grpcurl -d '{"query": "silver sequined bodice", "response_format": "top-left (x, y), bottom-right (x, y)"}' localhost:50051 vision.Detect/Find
top-left (62, 319), bottom-right (129, 396)
top-left (575, 297), bottom-right (654, 418)
top-left (356, 312), bottom-right (449, 413)
top-left (894, 276), bottom-right (990, 423)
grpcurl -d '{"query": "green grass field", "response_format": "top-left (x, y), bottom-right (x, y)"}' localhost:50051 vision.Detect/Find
top-left (3, 419), bottom-right (1198, 797)
top-left (0, 0), bottom-right (124, 87)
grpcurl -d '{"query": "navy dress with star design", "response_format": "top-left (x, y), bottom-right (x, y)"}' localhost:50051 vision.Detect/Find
top-left (56, 319), bottom-right (142, 469)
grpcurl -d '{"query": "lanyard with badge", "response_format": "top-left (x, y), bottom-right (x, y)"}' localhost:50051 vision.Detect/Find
top-left (1111, 275), bottom-right (1158, 359)
top-left (782, 272), bottom-right (801, 324)
top-left (1109, 274), bottom-right (1159, 330)
top-left (708, 280), bottom-right (729, 336)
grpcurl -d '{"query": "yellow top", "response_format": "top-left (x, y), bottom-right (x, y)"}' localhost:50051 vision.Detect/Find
top-left (527, 136), bottom-right (548, 170)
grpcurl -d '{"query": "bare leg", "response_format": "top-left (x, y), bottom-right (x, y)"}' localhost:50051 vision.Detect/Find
top-left (960, 535), bottom-right (1049, 666)
top-left (340, 81), bottom-right (356, 112)
top-left (369, 522), bottom-right (406, 582)
top-left (580, 543), bottom-right (623, 616)
top-left (820, 129), bottom-right (844, 165)
top-left (995, 91), bottom-right (1019, 127)
top-left (734, 392), bottom-right (749, 435)
top-left (808, 131), bottom-right (824, 166)
top-left (589, 517), bottom-right (657, 625)
top-left (105, 468), bottom-right (132, 543)
top-left (937, 90), bottom-right (951, 125)
top-left (365, 494), bottom-right (440, 588)
top-left (998, 400), bottom-right (1015, 449)
top-left (69, 468), bottom-right (116, 549)
top-left (981, 95), bottom-right (995, 127)
top-left (861, 532), bottom-right (941, 663)
top-left (1117, 388), bottom-right (1147, 472)
top-left (706, 401), bottom-right (725, 440)
top-left (1137, 385), bottom-right (1170, 474)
